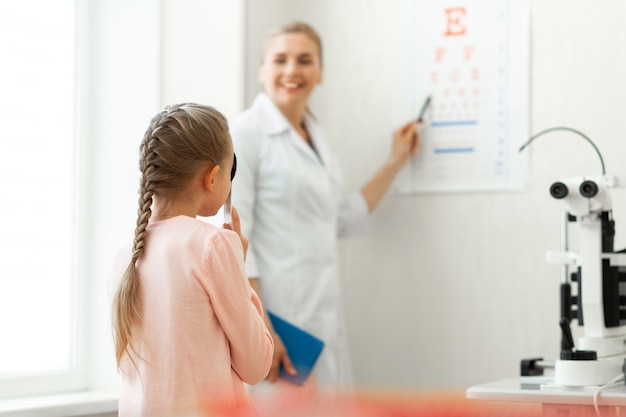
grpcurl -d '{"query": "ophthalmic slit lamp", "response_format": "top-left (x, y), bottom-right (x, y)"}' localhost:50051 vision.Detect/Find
top-left (520, 127), bottom-right (626, 387)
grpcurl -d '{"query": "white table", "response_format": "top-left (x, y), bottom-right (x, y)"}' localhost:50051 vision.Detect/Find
top-left (467, 377), bottom-right (626, 416)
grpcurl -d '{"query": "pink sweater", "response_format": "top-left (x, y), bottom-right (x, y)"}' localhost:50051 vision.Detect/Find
top-left (114, 216), bottom-right (273, 417)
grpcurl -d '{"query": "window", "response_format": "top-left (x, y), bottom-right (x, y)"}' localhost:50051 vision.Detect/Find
top-left (0, 0), bottom-right (82, 397)
top-left (0, 0), bottom-right (245, 405)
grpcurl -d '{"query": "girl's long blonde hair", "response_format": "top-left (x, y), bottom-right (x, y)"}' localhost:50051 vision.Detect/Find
top-left (112, 103), bottom-right (231, 368)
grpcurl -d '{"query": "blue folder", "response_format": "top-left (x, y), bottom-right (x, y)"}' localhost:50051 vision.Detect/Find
top-left (267, 311), bottom-right (325, 385)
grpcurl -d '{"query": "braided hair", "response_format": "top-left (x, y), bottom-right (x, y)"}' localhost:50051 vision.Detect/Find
top-left (112, 103), bottom-right (231, 368)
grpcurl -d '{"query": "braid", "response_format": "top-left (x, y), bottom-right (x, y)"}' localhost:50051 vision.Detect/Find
top-left (131, 106), bottom-right (174, 260)
top-left (132, 182), bottom-right (153, 260)
top-left (112, 111), bottom-right (165, 369)
top-left (132, 155), bottom-right (156, 260)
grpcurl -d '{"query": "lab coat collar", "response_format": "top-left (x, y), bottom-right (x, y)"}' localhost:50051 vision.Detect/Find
top-left (251, 93), bottom-right (292, 137)
top-left (252, 93), bottom-right (328, 165)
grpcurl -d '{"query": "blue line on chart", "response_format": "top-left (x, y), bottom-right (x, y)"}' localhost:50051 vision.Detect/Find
top-left (434, 147), bottom-right (475, 154)
top-left (431, 120), bottom-right (478, 127)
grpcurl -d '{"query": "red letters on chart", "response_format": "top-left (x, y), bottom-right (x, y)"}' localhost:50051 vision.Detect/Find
top-left (431, 6), bottom-right (479, 84)
top-left (444, 7), bottom-right (467, 37)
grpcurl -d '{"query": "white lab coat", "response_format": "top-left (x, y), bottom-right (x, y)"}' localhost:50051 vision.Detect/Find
top-left (230, 93), bottom-right (370, 388)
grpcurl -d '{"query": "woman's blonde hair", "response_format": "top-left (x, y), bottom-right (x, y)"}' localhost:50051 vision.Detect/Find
top-left (263, 21), bottom-right (323, 66)
top-left (112, 103), bottom-right (231, 368)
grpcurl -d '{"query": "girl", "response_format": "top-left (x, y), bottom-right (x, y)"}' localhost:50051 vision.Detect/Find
top-left (112, 104), bottom-right (273, 416)
top-left (231, 22), bottom-right (419, 390)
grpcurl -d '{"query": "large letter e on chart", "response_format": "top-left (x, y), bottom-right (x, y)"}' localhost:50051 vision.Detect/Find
top-left (444, 7), bottom-right (467, 37)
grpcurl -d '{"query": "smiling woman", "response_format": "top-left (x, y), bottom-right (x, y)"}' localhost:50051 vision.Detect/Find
top-left (231, 21), bottom-right (419, 394)
top-left (0, 0), bottom-right (78, 396)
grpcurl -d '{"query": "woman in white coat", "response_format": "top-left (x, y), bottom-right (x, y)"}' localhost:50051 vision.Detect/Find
top-left (230, 21), bottom-right (420, 390)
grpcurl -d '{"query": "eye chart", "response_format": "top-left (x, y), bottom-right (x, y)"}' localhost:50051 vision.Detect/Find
top-left (394, 0), bottom-right (529, 193)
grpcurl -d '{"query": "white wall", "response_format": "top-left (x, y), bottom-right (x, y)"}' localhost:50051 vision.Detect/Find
top-left (244, 0), bottom-right (626, 391)
top-left (84, 0), bottom-right (626, 395)
top-left (159, 0), bottom-right (245, 119)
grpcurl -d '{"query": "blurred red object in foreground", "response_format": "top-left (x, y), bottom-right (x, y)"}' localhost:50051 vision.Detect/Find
top-left (201, 384), bottom-right (543, 417)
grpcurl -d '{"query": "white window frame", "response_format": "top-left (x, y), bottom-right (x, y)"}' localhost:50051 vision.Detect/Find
top-left (0, 0), bottom-right (160, 402)
top-left (0, 0), bottom-right (85, 399)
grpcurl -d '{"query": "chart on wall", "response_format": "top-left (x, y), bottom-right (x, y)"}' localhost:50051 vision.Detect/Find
top-left (393, 0), bottom-right (529, 193)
